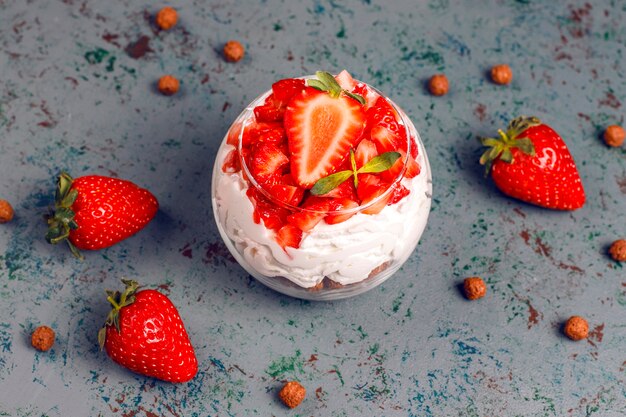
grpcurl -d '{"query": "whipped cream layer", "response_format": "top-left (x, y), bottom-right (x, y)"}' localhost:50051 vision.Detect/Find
top-left (213, 138), bottom-right (432, 289)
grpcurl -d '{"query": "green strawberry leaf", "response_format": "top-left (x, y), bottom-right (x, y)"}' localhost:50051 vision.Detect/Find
top-left (344, 91), bottom-right (366, 105)
top-left (357, 151), bottom-right (401, 174)
top-left (316, 71), bottom-right (342, 97)
top-left (310, 170), bottom-right (353, 195)
top-left (307, 79), bottom-right (328, 92)
top-left (513, 137), bottom-right (535, 156)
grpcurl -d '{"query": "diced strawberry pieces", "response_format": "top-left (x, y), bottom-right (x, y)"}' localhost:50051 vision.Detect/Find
top-left (246, 188), bottom-right (290, 231)
top-left (388, 183), bottom-right (410, 205)
top-left (267, 183), bottom-right (305, 207)
top-left (251, 143), bottom-right (289, 184)
top-left (276, 224), bottom-right (303, 250)
top-left (357, 174), bottom-right (391, 215)
top-left (285, 87), bottom-right (366, 188)
top-left (409, 135), bottom-right (419, 158)
top-left (370, 125), bottom-right (403, 154)
top-left (242, 122), bottom-right (285, 148)
top-left (355, 138), bottom-right (378, 169)
top-left (254, 101), bottom-right (285, 123)
top-left (324, 198), bottom-right (359, 224)
top-left (366, 96), bottom-right (408, 148)
top-left (272, 79), bottom-right (306, 104)
top-left (287, 201), bottom-right (330, 232)
top-left (404, 155), bottom-right (421, 178)
top-left (226, 122), bottom-right (243, 146)
top-left (221, 149), bottom-right (241, 173)
top-left (335, 70), bottom-right (357, 91)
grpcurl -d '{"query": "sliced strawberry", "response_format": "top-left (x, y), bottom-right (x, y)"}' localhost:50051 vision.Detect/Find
top-left (404, 155), bottom-right (421, 178)
top-left (285, 87), bottom-right (366, 188)
top-left (357, 174), bottom-right (391, 215)
top-left (370, 125), bottom-right (403, 154)
top-left (287, 200), bottom-right (330, 232)
top-left (266, 183), bottom-right (305, 207)
top-left (221, 148), bottom-right (241, 173)
top-left (324, 198), bottom-right (359, 224)
top-left (366, 96), bottom-right (408, 149)
top-left (272, 78), bottom-right (306, 104)
top-left (226, 121), bottom-right (244, 146)
top-left (276, 224), bottom-right (303, 250)
top-left (388, 183), bottom-right (410, 205)
top-left (355, 138), bottom-right (378, 169)
top-left (250, 143), bottom-right (289, 184)
top-left (335, 70), bottom-right (357, 91)
top-left (409, 135), bottom-right (419, 158)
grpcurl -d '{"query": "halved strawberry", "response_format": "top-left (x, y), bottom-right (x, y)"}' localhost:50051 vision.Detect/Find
top-left (355, 138), bottom-right (378, 169)
top-left (284, 87), bottom-right (366, 188)
top-left (272, 78), bottom-right (306, 104)
top-left (370, 125), bottom-right (403, 154)
top-left (286, 200), bottom-right (330, 232)
top-left (357, 174), bottom-right (391, 215)
top-left (324, 198), bottom-right (359, 224)
top-left (276, 224), bottom-right (303, 250)
top-left (221, 149), bottom-right (241, 173)
top-left (250, 143), bottom-right (289, 184)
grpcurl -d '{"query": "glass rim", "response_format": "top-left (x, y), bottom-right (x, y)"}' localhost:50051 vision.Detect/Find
top-left (236, 75), bottom-right (416, 215)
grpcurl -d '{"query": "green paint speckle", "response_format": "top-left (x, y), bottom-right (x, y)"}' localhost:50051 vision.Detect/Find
top-left (266, 349), bottom-right (304, 378)
top-left (85, 48), bottom-right (109, 64)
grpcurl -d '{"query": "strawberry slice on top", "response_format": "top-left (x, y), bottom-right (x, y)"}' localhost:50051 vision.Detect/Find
top-left (284, 71), bottom-right (366, 189)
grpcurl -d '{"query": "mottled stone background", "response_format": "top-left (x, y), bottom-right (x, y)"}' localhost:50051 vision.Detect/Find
top-left (0, 0), bottom-right (624, 416)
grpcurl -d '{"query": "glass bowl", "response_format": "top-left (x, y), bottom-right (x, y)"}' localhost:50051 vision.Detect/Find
top-left (211, 75), bottom-right (432, 300)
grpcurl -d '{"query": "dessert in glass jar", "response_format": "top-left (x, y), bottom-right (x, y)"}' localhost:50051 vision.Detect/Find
top-left (212, 70), bottom-right (432, 300)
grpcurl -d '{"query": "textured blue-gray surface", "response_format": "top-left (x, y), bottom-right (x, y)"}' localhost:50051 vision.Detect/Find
top-left (0, 0), bottom-right (625, 416)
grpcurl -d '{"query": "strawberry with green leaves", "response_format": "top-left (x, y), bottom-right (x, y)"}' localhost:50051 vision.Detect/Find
top-left (98, 280), bottom-right (198, 383)
top-left (45, 172), bottom-right (159, 259)
top-left (480, 116), bottom-right (585, 210)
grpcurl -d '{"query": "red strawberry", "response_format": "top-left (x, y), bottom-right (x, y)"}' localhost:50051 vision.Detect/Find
top-left (365, 96), bottom-right (408, 147)
top-left (480, 116), bottom-right (586, 210)
top-left (389, 183), bottom-right (410, 205)
top-left (276, 224), bottom-right (303, 249)
top-left (370, 125), bottom-right (403, 154)
top-left (221, 148), bottom-right (241, 173)
top-left (266, 183), bottom-right (305, 207)
top-left (242, 122), bottom-right (285, 148)
top-left (335, 70), bottom-right (357, 91)
top-left (287, 200), bottom-right (330, 232)
top-left (357, 174), bottom-right (391, 215)
top-left (284, 87), bottom-right (366, 188)
top-left (324, 198), bottom-right (359, 224)
top-left (272, 78), bottom-right (306, 104)
top-left (246, 188), bottom-right (290, 231)
top-left (250, 143), bottom-right (289, 184)
top-left (45, 173), bottom-right (158, 258)
top-left (355, 139), bottom-right (378, 169)
top-left (98, 280), bottom-right (198, 383)
top-left (254, 98), bottom-right (285, 123)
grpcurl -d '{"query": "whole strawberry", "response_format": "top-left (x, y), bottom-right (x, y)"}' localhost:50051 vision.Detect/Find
top-left (98, 280), bottom-right (198, 383)
top-left (45, 172), bottom-right (158, 258)
top-left (479, 116), bottom-right (585, 210)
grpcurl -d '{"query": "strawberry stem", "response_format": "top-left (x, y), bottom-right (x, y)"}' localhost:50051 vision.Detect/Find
top-left (479, 116), bottom-right (540, 176)
top-left (99, 279), bottom-right (140, 349)
top-left (45, 172), bottom-right (84, 260)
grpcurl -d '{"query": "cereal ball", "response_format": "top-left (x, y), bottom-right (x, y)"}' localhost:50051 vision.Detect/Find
top-left (463, 276), bottom-right (487, 300)
top-left (278, 381), bottom-right (306, 409)
top-left (0, 199), bottom-right (14, 223)
top-left (427, 74), bottom-right (449, 96)
top-left (603, 125), bottom-right (625, 147)
top-left (490, 64), bottom-right (513, 85)
top-left (223, 40), bottom-right (245, 63)
top-left (563, 316), bottom-right (589, 341)
top-left (156, 6), bottom-right (178, 30)
top-left (158, 75), bottom-right (180, 96)
top-left (31, 326), bottom-right (55, 351)
top-left (608, 239), bottom-right (626, 262)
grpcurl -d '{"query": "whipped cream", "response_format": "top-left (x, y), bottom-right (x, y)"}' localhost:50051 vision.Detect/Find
top-left (212, 133), bottom-right (432, 289)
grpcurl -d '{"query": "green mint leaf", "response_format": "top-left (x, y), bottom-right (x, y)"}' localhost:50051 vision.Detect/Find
top-left (307, 79), bottom-right (329, 92)
top-left (316, 71), bottom-right (342, 97)
top-left (357, 151), bottom-right (401, 174)
top-left (344, 91), bottom-right (366, 105)
top-left (310, 170), bottom-right (353, 195)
